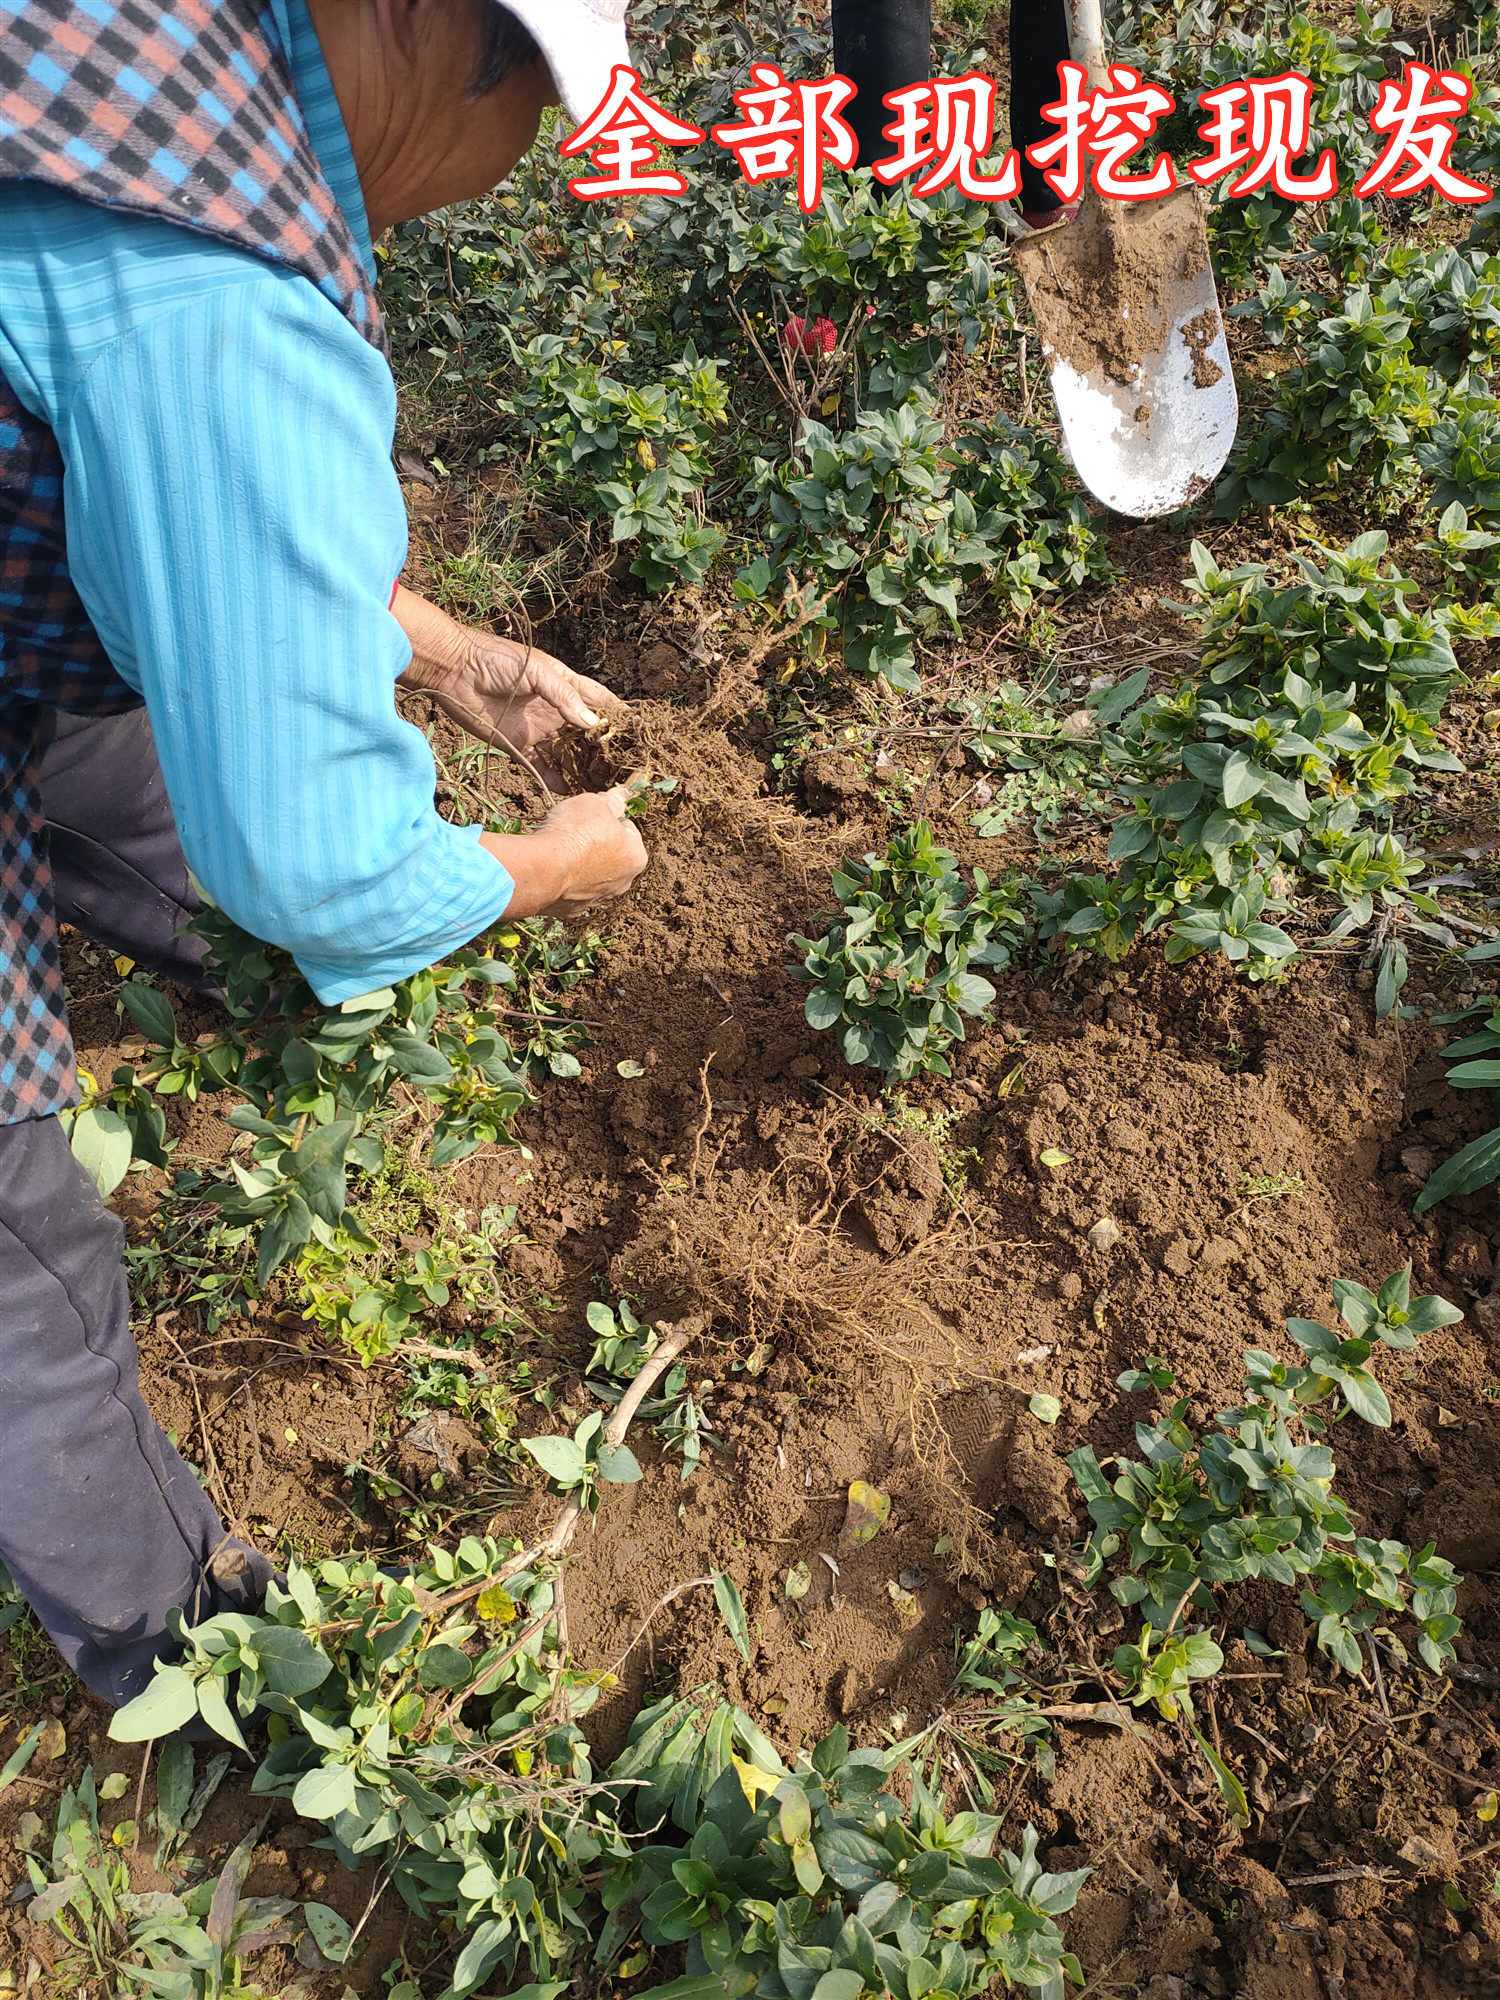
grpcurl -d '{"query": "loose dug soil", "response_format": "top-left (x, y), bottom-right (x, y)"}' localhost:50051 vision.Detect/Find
top-left (4, 634), bottom-right (1500, 1999)
top-left (1013, 186), bottom-right (1213, 388)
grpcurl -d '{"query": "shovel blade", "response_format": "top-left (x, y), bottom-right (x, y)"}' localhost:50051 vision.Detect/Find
top-left (1014, 189), bottom-right (1238, 520)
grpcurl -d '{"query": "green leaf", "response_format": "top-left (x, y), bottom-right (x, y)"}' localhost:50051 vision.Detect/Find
top-left (257, 1190), bottom-right (313, 1284)
top-left (712, 1571), bottom-right (754, 1666)
top-left (283, 1118), bottom-right (355, 1226)
top-left (154, 1735), bottom-right (194, 1834)
top-left (1029, 1393), bottom-right (1062, 1425)
top-left (0, 1724), bottom-right (44, 1795)
top-left (252, 1626), bottom-right (332, 1699)
top-left (1222, 751), bottom-right (1263, 808)
top-left (196, 1675), bottom-right (249, 1752)
top-left (1088, 664), bottom-right (1151, 726)
top-left (596, 1442), bottom-right (644, 1484)
top-left (109, 1666), bottom-right (200, 1743)
top-left (1066, 1446), bottom-right (1111, 1504)
top-left (417, 1645), bottom-right (474, 1689)
top-left (779, 1788), bottom-right (812, 1844)
top-left (68, 1105), bottom-right (134, 1200)
top-left (1335, 1366), bottom-right (1391, 1427)
top-left (451, 1919), bottom-right (514, 1993)
top-left (385, 1030), bottom-right (455, 1085)
top-left (292, 1762), bottom-right (358, 1821)
top-left (120, 983), bottom-right (178, 1048)
top-left (1447, 1060), bottom-right (1500, 1088)
top-left (805, 988), bottom-right (844, 1031)
top-left (1416, 1126), bottom-right (1500, 1211)
top-left (522, 1434), bottom-right (588, 1485)
top-left (1190, 1724), bottom-right (1250, 1828)
top-left (302, 1901), bottom-right (352, 1964)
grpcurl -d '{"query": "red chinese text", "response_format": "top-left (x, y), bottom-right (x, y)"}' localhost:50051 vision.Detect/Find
top-left (1354, 62), bottom-right (1492, 204)
top-left (1190, 71), bottom-right (1336, 199)
top-left (710, 63), bottom-right (858, 214)
top-left (872, 72), bottom-right (1020, 198)
top-left (1028, 60), bottom-right (1177, 201)
top-left (558, 64), bottom-right (705, 199)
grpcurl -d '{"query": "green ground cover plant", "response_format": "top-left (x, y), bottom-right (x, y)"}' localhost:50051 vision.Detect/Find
top-left (794, 525), bottom-right (1479, 1082)
top-left (95, 1262), bottom-right (1468, 1995)
top-left (584, 1298), bottom-right (725, 1480)
top-left (1415, 938), bottom-right (1500, 1211)
top-left (64, 906), bottom-right (600, 1363)
top-left (1085, 532), bottom-right (1466, 974)
top-left (18, 1768), bottom-right (365, 1998)
top-left (1070, 1268), bottom-right (1464, 1671)
top-left (791, 823), bottom-right (1028, 1077)
top-left (105, 1556), bottom-right (1085, 2000)
top-left (741, 409), bottom-right (1109, 689)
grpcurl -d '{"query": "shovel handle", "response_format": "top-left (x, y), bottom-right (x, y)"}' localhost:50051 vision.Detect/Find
top-left (1065, 0), bottom-right (1110, 90)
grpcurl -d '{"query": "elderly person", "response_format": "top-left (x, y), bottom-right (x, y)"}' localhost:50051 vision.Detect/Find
top-left (0, 0), bottom-right (645, 1707)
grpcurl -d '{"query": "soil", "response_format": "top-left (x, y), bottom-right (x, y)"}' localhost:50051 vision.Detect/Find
top-left (1182, 306), bottom-right (1226, 389)
top-left (5, 525), bottom-right (1500, 2000)
top-left (7, 639), bottom-right (1498, 1997)
top-left (1013, 186), bottom-right (1214, 389)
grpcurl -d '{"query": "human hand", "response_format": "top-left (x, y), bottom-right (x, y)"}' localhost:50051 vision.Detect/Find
top-left (432, 634), bottom-right (625, 785)
top-left (482, 785), bottom-right (647, 918)
top-left (392, 585), bottom-right (625, 787)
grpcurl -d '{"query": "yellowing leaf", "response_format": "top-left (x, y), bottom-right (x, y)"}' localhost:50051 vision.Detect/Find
top-left (618, 1949), bottom-right (651, 1979)
top-left (840, 1480), bottom-right (891, 1547)
top-left (784, 1561), bottom-right (812, 1601)
top-left (731, 1755), bottom-right (785, 1805)
top-left (75, 1067), bottom-right (98, 1097)
top-left (476, 1585), bottom-right (517, 1624)
top-left (37, 1720), bottom-right (65, 1761)
top-left (1478, 1791), bottom-right (1498, 1822)
top-left (113, 956), bottom-right (135, 977)
top-left (1039, 1148), bottom-right (1073, 1168)
top-left (820, 394), bottom-right (840, 414)
top-left (99, 1772), bottom-right (130, 1802)
top-left (284, 1427), bottom-right (299, 1444)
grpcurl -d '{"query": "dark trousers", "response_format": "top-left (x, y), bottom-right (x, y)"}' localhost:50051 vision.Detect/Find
top-left (831, 0), bottom-right (1072, 213)
top-left (0, 708), bottom-right (270, 1706)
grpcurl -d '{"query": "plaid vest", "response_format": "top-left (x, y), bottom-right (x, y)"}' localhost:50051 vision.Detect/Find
top-left (0, 0), bottom-right (384, 1122)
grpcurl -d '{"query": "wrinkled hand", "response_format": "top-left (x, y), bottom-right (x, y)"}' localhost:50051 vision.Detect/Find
top-left (430, 635), bottom-right (624, 786)
top-left (483, 785), bottom-right (647, 918)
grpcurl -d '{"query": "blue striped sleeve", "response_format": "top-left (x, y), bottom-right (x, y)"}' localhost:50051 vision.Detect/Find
top-left (55, 273), bottom-right (514, 1002)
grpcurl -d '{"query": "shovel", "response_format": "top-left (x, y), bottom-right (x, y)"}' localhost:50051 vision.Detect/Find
top-left (1011, 0), bottom-right (1238, 519)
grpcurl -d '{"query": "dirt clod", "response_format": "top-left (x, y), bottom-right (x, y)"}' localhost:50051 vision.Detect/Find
top-left (1014, 189), bottom-right (1212, 388)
